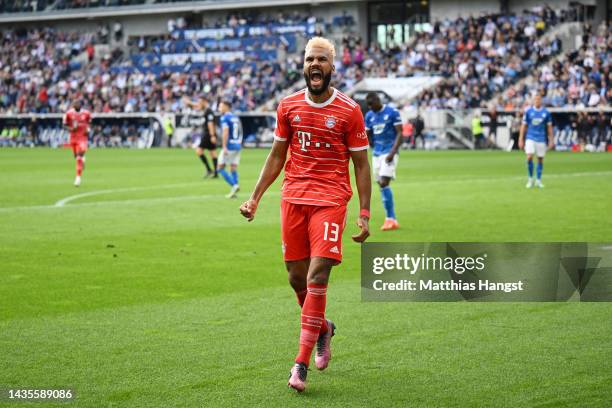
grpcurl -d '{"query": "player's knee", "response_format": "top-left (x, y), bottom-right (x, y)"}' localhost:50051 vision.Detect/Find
top-left (287, 273), bottom-right (305, 290)
top-left (307, 259), bottom-right (334, 284)
top-left (286, 268), bottom-right (308, 291)
top-left (378, 179), bottom-right (390, 188)
top-left (307, 271), bottom-right (330, 285)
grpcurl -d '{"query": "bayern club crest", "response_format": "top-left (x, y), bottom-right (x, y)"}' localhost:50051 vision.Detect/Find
top-left (325, 116), bottom-right (336, 129)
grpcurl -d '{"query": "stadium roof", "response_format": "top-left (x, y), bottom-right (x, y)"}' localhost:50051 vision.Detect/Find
top-left (0, 0), bottom-right (356, 24)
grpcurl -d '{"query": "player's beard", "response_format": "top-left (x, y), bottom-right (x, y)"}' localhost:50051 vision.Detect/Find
top-left (304, 71), bottom-right (332, 96)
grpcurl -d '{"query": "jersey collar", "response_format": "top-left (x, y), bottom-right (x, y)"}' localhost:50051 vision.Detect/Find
top-left (375, 104), bottom-right (386, 114)
top-left (305, 87), bottom-right (337, 108)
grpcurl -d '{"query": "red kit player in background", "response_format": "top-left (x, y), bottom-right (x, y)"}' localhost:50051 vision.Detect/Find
top-left (240, 37), bottom-right (371, 392)
top-left (63, 100), bottom-right (91, 186)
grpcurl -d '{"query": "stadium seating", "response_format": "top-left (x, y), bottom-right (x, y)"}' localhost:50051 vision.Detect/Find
top-left (338, 7), bottom-right (568, 110)
top-left (54, 0), bottom-right (146, 11)
top-left (499, 21), bottom-right (610, 110)
top-left (0, 6), bottom-right (606, 121)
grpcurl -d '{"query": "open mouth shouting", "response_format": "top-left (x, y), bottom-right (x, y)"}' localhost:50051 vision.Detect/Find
top-left (305, 67), bottom-right (331, 96)
top-left (309, 69), bottom-right (323, 88)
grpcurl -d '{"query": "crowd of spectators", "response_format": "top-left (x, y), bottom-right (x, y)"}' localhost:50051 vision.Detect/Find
top-left (0, 0), bottom-right (48, 13)
top-left (0, 23), bottom-right (304, 115)
top-left (0, 6), bottom-right (605, 118)
top-left (54, 0), bottom-right (145, 10)
top-left (0, 28), bottom-right (123, 114)
top-left (337, 6), bottom-right (576, 110)
top-left (496, 22), bottom-right (610, 110)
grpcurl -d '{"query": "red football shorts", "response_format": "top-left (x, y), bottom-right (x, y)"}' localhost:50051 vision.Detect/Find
top-left (280, 200), bottom-right (347, 263)
top-left (70, 140), bottom-right (88, 155)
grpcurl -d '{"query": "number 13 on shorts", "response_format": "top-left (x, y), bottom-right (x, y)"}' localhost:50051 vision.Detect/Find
top-left (323, 222), bottom-right (339, 242)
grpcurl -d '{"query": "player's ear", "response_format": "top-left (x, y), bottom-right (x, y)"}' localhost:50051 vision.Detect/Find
top-left (332, 64), bottom-right (336, 73)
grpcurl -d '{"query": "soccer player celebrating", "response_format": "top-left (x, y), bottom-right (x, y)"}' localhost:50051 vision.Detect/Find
top-left (365, 92), bottom-right (402, 230)
top-left (217, 100), bottom-right (242, 198)
top-left (183, 95), bottom-right (218, 178)
top-left (62, 99), bottom-right (91, 187)
top-left (239, 37), bottom-right (371, 392)
top-left (519, 93), bottom-right (554, 188)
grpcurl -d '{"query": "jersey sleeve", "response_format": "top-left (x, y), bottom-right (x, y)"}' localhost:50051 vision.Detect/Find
top-left (206, 110), bottom-right (215, 122)
top-left (522, 109), bottom-right (529, 124)
top-left (392, 109), bottom-right (403, 126)
top-left (274, 100), bottom-right (290, 142)
top-left (221, 114), bottom-right (230, 128)
top-left (63, 112), bottom-right (70, 126)
top-left (346, 105), bottom-right (369, 152)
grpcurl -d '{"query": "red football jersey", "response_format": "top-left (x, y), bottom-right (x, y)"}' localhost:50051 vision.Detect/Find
top-left (63, 109), bottom-right (92, 142)
top-left (275, 88), bottom-right (369, 206)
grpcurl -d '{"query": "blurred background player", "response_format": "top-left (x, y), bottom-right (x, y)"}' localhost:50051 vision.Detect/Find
top-left (62, 100), bottom-right (91, 187)
top-left (183, 95), bottom-right (218, 178)
top-left (365, 92), bottom-right (402, 231)
top-left (519, 93), bottom-right (554, 188)
top-left (240, 36), bottom-right (371, 393)
top-left (217, 100), bottom-right (242, 198)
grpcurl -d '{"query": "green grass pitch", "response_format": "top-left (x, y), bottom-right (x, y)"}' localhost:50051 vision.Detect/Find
top-left (1, 148), bottom-right (611, 407)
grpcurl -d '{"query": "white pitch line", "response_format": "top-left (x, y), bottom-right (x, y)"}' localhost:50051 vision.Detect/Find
top-left (390, 171), bottom-right (612, 187)
top-left (54, 182), bottom-right (203, 207)
top-left (0, 193), bottom-right (229, 213)
top-left (0, 171), bottom-right (610, 213)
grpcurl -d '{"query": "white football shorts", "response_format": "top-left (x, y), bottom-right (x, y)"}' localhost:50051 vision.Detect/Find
top-left (219, 149), bottom-right (241, 166)
top-left (372, 154), bottom-right (399, 180)
top-left (524, 139), bottom-right (547, 158)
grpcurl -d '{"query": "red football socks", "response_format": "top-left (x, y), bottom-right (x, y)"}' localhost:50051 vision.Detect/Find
top-left (76, 157), bottom-right (84, 176)
top-left (295, 283), bottom-right (327, 366)
top-left (295, 288), bottom-right (328, 335)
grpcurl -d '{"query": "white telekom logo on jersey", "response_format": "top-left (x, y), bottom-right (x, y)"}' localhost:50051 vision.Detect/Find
top-left (297, 131), bottom-right (311, 152)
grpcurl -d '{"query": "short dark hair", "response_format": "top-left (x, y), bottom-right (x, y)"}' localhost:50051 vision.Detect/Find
top-left (366, 92), bottom-right (380, 102)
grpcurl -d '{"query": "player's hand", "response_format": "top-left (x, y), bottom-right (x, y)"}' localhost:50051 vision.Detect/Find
top-left (211, 136), bottom-right (217, 145)
top-left (351, 216), bottom-right (370, 243)
top-left (385, 152), bottom-right (395, 163)
top-left (548, 141), bottom-right (555, 151)
top-left (223, 147), bottom-right (228, 155)
top-left (240, 199), bottom-right (258, 222)
top-left (518, 139), bottom-right (524, 149)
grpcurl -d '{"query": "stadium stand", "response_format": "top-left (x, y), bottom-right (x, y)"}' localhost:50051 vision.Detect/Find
top-left (0, 3), bottom-right (608, 149)
top-left (54, 0), bottom-right (146, 10)
top-left (354, 7), bottom-right (568, 109)
top-left (1, 7), bottom-right (601, 117)
top-left (499, 21), bottom-right (610, 110)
